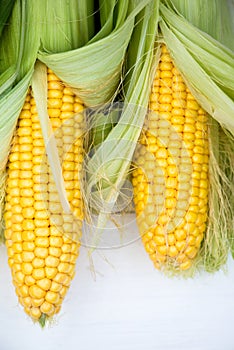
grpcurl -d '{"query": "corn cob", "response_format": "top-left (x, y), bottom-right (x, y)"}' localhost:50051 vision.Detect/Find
top-left (4, 68), bottom-right (84, 322)
top-left (132, 45), bottom-right (209, 271)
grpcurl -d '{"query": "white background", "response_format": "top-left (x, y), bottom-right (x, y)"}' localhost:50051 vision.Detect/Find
top-left (1, 220), bottom-right (234, 350)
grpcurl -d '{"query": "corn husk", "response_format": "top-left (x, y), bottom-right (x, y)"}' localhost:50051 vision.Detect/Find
top-left (162, 0), bottom-right (234, 50)
top-left (85, 0), bottom-right (160, 250)
top-left (0, 0), bottom-right (16, 37)
top-left (37, 0), bottom-right (152, 107)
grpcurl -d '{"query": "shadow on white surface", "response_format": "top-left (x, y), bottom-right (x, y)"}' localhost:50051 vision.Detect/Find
top-left (1, 221), bottom-right (234, 350)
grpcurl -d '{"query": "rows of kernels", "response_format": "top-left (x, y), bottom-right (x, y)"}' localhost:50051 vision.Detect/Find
top-left (133, 45), bottom-right (209, 271)
top-left (60, 80), bottom-right (84, 241)
top-left (4, 69), bottom-right (84, 321)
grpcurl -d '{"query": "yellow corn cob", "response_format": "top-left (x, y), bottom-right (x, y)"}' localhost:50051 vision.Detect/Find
top-left (132, 45), bottom-right (209, 271)
top-left (4, 68), bottom-right (84, 322)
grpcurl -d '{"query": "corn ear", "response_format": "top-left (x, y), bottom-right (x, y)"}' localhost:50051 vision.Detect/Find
top-left (133, 45), bottom-right (209, 273)
top-left (4, 65), bottom-right (84, 324)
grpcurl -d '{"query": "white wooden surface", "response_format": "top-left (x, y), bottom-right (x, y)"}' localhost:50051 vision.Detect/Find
top-left (1, 220), bottom-right (234, 350)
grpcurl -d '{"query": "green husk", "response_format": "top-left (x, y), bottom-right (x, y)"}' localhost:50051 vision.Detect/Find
top-left (0, 0), bottom-right (16, 37)
top-left (38, 313), bottom-right (47, 328)
top-left (85, 0), bottom-right (160, 250)
top-left (38, 0), bottom-right (152, 107)
top-left (31, 61), bottom-right (71, 214)
top-left (159, 4), bottom-right (234, 130)
top-left (162, 0), bottom-right (234, 50)
top-left (40, 0), bottom-right (95, 52)
top-left (0, 0), bottom-right (41, 95)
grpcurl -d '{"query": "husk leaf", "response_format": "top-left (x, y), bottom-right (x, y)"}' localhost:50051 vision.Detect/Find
top-left (86, 0), bottom-right (160, 251)
top-left (38, 0), bottom-right (152, 107)
top-left (0, 0), bottom-right (16, 37)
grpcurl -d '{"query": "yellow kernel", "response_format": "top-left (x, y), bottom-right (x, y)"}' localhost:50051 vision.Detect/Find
top-left (8, 161), bottom-right (20, 170)
top-left (14, 271), bottom-right (25, 284)
top-left (35, 237), bottom-right (49, 248)
top-left (195, 234), bottom-right (204, 247)
top-left (40, 301), bottom-right (55, 315)
top-left (49, 236), bottom-right (63, 247)
top-left (153, 235), bottom-right (166, 245)
top-left (31, 297), bottom-right (44, 308)
top-left (22, 207), bottom-right (35, 219)
top-left (22, 296), bottom-right (32, 308)
top-left (34, 201), bottom-right (48, 211)
top-left (199, 188), bottom-right (208, 199)
top-left (30, 307), bottom-right (42, 320)
top-left (29, 285), bottom-right (46, 299)
top-left (22, 231), bottom-right (35, 241)
top-left (58, 262), bottom-right (70, 273)
top-left (167, 234), bottom-right (175, 245)
top-left (180, 260), bottom-right (192, 270)
top-left (48, 89), bottom-right (63, 98)
top-left (59, 285), bottom-right (68, 298)
top-left (24, 275), bottom-right (36, 286)
top-left (45, 255), bottom-right (60, 268)
top-left (31, 256), bottom-right (45, 269)
top-left (47, 98), bottom-right (62, 109)
top-left (176, 240), bottom-right (186, 251)
top-left (12, 214), bottom-right (24, 224)
top-left (59, 253), bottom-right (72, 263)
top-left (175, 229), bottom-right (186, 241)
top-left (11, 223), bottom-right (23, 231)
top-left (20, 197), bottom-right (34, 207)
top-left (168, 245), bottom-right (178, 257)
top-left (187, 235), bottom-right (196, 245)
top-left (7, 178), bottom-right (19, 188)
top-left (19, 285), bottom-right (29, 298)
top-left (32, 268), bottom-right (45, 280)
top-left (50, 281), bottom-right (62, 293)
top-left (53, 272), bottom-right (67, 284)
top-left (22, 241), bottom-right (35, 251)
top-left (48, 108), bottom-right (60, 118)
top-left (34, 219), bottom-right (50, 228)
top-left (34, 247), bottom-right (48, 259)
top-left (184, 246), bottom-right (197, 259)
top-left (11, 232), bottom-right (22, 242)
top-left (45, 291), bottom-right (60, 304)
top-left (157, 245), bottom-right (167, 255)
top-left (165, 197), bottom-right (176, 209)
top-left (50, 227), bottom-right (63, 236)
top-left (69, 254), bottom-right (77, 264)
top-left (35, 227), bottom-right (50, 236)
top-left (22, 220), bottom-right (35, 231)
top-left (22, 251), bottom-right (35, 262)
top-left (45, 267), bottom-right (57, 279)
top-left (49, 247), bottom-right (62, 257)
top-left (11, 263), bottom-right (21, 273)
top-left (35, 210), bottom-right (48, 220)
